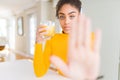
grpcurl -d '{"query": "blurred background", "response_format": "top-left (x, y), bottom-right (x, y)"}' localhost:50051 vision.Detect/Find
top-left (0, 0), bottom-right (120, 80)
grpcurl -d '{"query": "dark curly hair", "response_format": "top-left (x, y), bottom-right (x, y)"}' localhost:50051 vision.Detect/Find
top-left (56, 0), bottom-right (82, 18)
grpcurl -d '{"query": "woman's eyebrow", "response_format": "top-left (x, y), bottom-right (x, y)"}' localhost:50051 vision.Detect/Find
top-left (58, 13), bottom-right (65, 15)
top-left (68, 11), bottom-right (76, 15)
top-left (58, 11), bottom-right (76, 15)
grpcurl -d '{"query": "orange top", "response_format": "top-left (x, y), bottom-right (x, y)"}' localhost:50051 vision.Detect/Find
top-left (33, 33), bottom-right (94, 77)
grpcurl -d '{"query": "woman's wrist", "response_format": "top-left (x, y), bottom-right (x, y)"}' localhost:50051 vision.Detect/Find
top-left (35, 40), bottom-right (42, 44)
top-left (83, 75), bottom-right (103, 80)
top-left (86, 77), bottom-right (97, 80)
top-left (35, 38), bottom-right (46, 44)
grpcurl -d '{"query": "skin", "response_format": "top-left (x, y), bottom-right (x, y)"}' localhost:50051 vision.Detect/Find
top-left (36, 4), bottom-right (80, 43)
top-left (36, 4), bottom-right (102, 80)
top-left (58, 4), bottom-right (80, 34)
top-left (50, 4), bottom-right (102, 80)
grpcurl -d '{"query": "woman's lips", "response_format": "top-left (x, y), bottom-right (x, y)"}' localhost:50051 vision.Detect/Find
top-left (64, 26), bottom-right (71, 30)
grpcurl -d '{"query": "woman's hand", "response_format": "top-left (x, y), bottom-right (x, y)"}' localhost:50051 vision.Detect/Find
top-left (50, 15), bottom-right (102, 80)
top-left (36, 25), bottom-right (48, 44)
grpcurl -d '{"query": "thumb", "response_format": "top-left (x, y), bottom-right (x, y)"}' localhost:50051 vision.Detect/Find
top-left (50, 55), bottom-right (69, 77)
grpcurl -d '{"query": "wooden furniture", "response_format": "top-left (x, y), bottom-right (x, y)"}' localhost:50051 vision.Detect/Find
top-left (0, 45), bottom-right (6, 62)
top-left (0, 45), bottom-right (5, 50)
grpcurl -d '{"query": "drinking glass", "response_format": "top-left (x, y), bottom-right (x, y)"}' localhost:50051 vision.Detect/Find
top-left (40, 21), bottom-right (55, 39)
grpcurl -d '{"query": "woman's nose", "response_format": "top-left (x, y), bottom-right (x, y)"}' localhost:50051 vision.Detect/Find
top-left (64, 17), bottom-right (70, 25)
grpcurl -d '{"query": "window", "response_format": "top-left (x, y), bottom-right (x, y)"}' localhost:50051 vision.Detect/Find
top-left (0, 18), bottom-right (7, 37)
top-left (0, 18), bottom-right (9, 57)
top-left (0, 18), bottom-right (8, 46)
top-left (17, 17), bottom-right (24, 36)
top-left (28, 14), bottom-right (37, 55)
top-left (8, 17), bottom-right (15, 49)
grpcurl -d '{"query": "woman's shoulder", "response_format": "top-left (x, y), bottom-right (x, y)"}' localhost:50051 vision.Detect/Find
top-left (52, 33), bottom-right (68, 38)
top-left (51, 33), bottom-right (61, 39)
top-left (54, 33), bottom-right (62, 37)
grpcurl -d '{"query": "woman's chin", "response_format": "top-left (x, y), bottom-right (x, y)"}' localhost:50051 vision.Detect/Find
top-left (63, 30), bottom-right (70, 34)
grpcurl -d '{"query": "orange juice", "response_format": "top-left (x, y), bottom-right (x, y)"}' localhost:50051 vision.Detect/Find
top-left (44, 25), bottom-right (55, 37)
top-left (40, 21), bottom-right (55, 38)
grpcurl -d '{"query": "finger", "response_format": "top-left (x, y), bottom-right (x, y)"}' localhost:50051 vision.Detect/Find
top-left (93, 29), bottom-right (102, 53)
top-left (77, 14), bottom-right (85, 47)
top-left (36, 31), bottom-right (48, 43)
top-left (36, 30), bottom-right (47, 39)
top-left (38, 27), bottom-right (47, 33)
top-left (84, 18), bottom-right (91, 49)
top-left (38, 32), bottom-right (48, 36)
top-left (68, 15), bottom-right (78, 57)
top-left (50, 56), bottom-right (69, 76)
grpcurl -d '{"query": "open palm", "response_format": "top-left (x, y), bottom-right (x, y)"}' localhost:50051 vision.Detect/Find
top-left (50, 15), bottom-right (101, 80)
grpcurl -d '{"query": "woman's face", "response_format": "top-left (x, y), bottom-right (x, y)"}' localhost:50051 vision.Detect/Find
top-left (58, 4), bottom-right (80, 34)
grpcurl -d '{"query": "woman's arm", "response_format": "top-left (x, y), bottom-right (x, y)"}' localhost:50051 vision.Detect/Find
top-left (33, 43), bottom-right (46, 77)
top-left (33, 41), bottom-right (52, 77)
top-left (33, 25), bottom-right (52, 77)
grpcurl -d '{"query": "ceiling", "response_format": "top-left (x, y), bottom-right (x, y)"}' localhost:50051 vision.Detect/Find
top-left (0, 0), bottom-right (42, 17)
top-left (0, 0), bottom-right (56, 18)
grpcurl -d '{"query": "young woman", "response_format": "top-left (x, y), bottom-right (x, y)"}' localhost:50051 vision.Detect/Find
top-left (34, 0), bottom-right (101, 80)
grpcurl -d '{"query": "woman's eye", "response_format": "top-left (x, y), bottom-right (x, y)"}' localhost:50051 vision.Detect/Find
top-left (59, 16), bottom-right (65, 20)
top-left (70, 15), bottom-right (75, 19)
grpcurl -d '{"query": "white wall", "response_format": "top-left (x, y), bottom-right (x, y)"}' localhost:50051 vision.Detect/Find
top-left (15, 2), bottom-right (41, 54)
top-left (40, 1), bottom-right (55, 22)
top-left (81, 0), bottom-right (120, 80)
top-left (15, 0), bottom-right (120, 79)
top-left (15, 1), bottom-right (56, 54)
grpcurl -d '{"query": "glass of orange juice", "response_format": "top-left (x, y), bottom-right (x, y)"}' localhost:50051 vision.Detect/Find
top-left (40, 21), bottom-right (55, 39)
